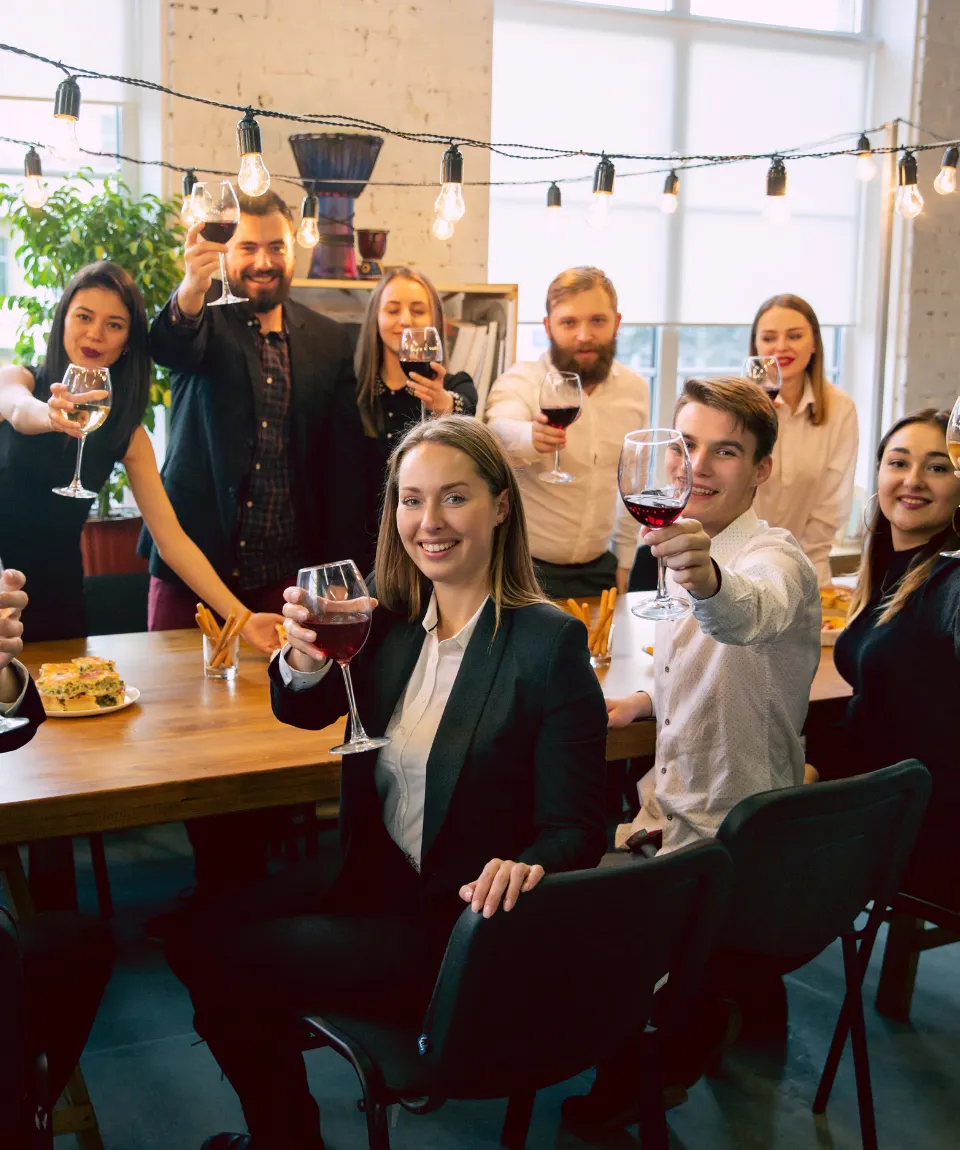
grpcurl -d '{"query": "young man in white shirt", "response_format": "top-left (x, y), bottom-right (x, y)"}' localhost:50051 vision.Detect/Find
top-left (562, 376), bottom-right (822, 1137)
top-left (485, 267), bottom-right (650, 598)
top-left (607, 375), bottom-right (822, 854)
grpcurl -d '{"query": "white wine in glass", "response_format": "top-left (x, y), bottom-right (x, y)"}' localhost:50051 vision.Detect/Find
top-left (943, 396), bottom-right (960, 558)
top-left (0, 555), bottom-right (28, 733)
top-left (52, 365), bottom-right (112, 500)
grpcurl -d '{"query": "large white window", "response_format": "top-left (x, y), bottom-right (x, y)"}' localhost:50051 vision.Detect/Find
top-left (489, 0), bottom-right (874, 419)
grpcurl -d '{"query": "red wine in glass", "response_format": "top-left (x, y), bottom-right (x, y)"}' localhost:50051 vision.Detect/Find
top-left (540, 405), bottom-right (581, 430)
top-left (201, 220), bottom-right (238, 245)
top-left (307, 616), bottom-right (371, 664)
top-left (742, 356), bottom-right (782, 403)
top-left (400, 361), bottom-right (438, 383)
top-left (622, 494), bottom-right (687, 529)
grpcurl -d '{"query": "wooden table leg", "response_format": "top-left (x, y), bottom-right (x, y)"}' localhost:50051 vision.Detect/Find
top-left (0, 844), bottom-right (104, 1147)
top-left (875, 914), bottom-right (922, 1021)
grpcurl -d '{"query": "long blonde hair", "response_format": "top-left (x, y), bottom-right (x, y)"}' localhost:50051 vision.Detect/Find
top-left (849, 409), bottom-right (959, 627)
top-left (354, 267), bottom-right (445, 437)
top-left (749, 293), bottom-right (828, 427)
top-left (374, 416), bottom-right (546, 629)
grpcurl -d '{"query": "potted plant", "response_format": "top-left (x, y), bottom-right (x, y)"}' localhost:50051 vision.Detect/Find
top-left (0, 172), bottom-right (184, 573)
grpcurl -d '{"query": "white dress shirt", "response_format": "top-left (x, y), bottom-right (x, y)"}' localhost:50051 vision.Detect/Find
top-left (485, 353), bottom-right (650, 568)
top-left (278, 594), bottom-right (487, 867)
top-left (0, 660), bottom-right (29, 716)
top-left (753, 378), bottom-right (858, 587)
top-left (618, 508), bottom-right (821, 854)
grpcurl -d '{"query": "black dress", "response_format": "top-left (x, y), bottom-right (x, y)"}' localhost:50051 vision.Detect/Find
top-left (0, 366), bottom-right (133, 640)
top-left (360, 370), bottom-right (477, 570)
top-left (824, 545), bottom-right (960, 909)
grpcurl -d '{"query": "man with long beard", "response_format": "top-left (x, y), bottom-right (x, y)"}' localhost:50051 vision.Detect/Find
top-left (143, 190), bottom-right (365, 906)
top-left (485, 267), bottom-right (650, 598)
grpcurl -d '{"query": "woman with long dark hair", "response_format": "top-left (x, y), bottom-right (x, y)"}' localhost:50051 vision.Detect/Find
top-left (354, 267), bottom-right (477, 566)
top-left (0, 261), bottom-right (279, 646)
top-left (748, 293), bottom-right (859, 585)
top-left (166, 416), bottom-right (607, 1150)
top-left (812, 408), bottom-right (960, 912)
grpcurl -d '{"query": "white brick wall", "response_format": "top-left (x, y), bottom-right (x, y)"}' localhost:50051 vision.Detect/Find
top-left (163, 0), bottom-right (493, 282)
top-left (902, 0), bottom-right (960, 414)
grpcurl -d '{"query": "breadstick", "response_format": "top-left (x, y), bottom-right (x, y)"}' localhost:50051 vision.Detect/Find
top-left (588, 589), bottom-right (610, 649)
top-left (195, 604), bottom-right (216, 639)
top-left (565, 597), bottom-right (585, 625)
top-left (275, 622), bottom-right (287, 646)
top-left (212, 609), bottom-right (250, 668)
top-left (210, 609), bottom-right (237, 663)
top-left (599, 612), bottom-right (614, 655)
top-left (200, 603), bottom-right (220, 640)
top-left (195, 611), bottom-right (215, 639)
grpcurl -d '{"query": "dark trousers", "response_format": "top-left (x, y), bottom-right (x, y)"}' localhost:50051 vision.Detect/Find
top-left (165, 844), bottom-right (449, 1148)
top-left (1, 912), bottom-right (114, 1147)
top-left (149, 574), bottom-right (295, 897)
top-left (533, 550), bottom-right (619, 600)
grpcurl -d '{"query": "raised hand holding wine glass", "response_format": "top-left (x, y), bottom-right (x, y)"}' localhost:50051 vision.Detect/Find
top-left (399, 326), bottom-right (444, 419)
top-left (0, 558), bottom-right (28, 733)
top-left (618, 428), bottom-right (694, 620)
top-left (538, 370), bottom-right (582, 484)
top-left (51, 364), bottom-right (112, 499)
top-left (190, 180), bottom-right (247, 307)
top-left (942, 395), bottom-right (960, 558)
top-left (290, 561), bottom-right (388, 755)
top-left (742, 356), bottom-right (782, 403)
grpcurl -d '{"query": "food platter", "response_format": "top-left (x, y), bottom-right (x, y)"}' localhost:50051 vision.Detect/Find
top-left (44, 687), bottom-right (140, 719)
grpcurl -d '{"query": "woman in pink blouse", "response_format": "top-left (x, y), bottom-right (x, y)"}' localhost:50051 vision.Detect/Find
top-left (749, 293), bottom-right (859, 585)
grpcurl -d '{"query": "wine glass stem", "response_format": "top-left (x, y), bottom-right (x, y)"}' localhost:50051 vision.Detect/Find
top-left (655, 555), bottom-right (669, 603)
top-left (339, 663), bottom-right (371, 743)
top-left (554, 448), bottom-right (562, 474)
top-left (217, 252), bottom-right (230, 302)
top-left (71, 435), bottom-right (87, 491)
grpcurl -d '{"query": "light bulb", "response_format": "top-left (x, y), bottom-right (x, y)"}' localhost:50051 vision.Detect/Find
top-left (587, 192), bottom-right (612, 229)
top-left (431, 215), bottom-right (455, 241)
top-left (434, 183), bottom-right (465, 223)
top-left (857, 152), bottom-right (877, 182)
top-left (23, 175), bottom-right (48, 210)
top-left (546, 208), bottom-right (562, 235)
top-left (934, 147), bottom-right (959, 195)
top-left (763, 195), bottom-right (791, 226)
top-left (296, 216), bottom-right (320, 249)
top-left (895, 185), bottom-right (924, 219)
top-left (660, 190), bottom-right (679, 215)
top-left (51, 116), bottom-right (81, 166)
top-left (238, 152), bottom-right (271, 197)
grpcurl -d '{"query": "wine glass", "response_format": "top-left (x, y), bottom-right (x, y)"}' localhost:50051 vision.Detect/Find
top-left (0, 556), bottom-right (29, 733)
top-left (399, 327), bottom-right (443, 420)
top-left (538, 370), bottom-right (583, 484)
top-left (942, 396), bottom-right (960, 558)
top-left (51, 365), bottom-right (112, 499)
top-left (619, 429), bottom-right (694, 621)
top-left (742, 356), bottom-right (783, 402)
top-left (296, 560), bottom-right (389, 756)
top-left (190, 180), bottom-right (247, 306)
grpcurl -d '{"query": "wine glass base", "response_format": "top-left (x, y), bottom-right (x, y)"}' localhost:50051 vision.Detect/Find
top-left (52, 484), bottom-right (98, 499)
top-left (538, 471), bottom-right (576, 484)
top-left (631, 597), bottom-right (693, 622)
top-left (0, 716), bottom-right (29, 732)
top-left (208, 293), bottom-right (249, 307)
top-left (331, 734), bottom-right (391, 756)
top-left (941, 549), bottom-right (960, 558)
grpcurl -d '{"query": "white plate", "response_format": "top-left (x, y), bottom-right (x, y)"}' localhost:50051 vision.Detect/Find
top-left (44, 687), bottom-right (141, 719)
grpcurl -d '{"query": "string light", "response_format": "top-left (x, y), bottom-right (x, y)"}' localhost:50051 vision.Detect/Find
top-left (764, 156), bottom-right (790, 226)
top-left (21, 147), bottom-right (47, 209)
top-left (895, 151), bottom-right (924, 219)
top-left (236, 111), bottom-right (270, 197)
top-left (660, 169), bottom-right (679, 215)
top-left (588, 155), bottom-right (615, 229)
top-left (180, 170), bottom-right (197, 221)
top-left (546, 181), bottom-right (562, 233)
top-left (934, 146), bottom-right (959, 195)
top-left (856, 133), bottom-right (876, 183)
top-left (51, 75), bottom-right (81, 165)
top-left (434, 144), bottom-right (466, 223)
top-left (296, 193), bottom-right (320, 248)
top-left (431, 215), bottom-right (455, 241)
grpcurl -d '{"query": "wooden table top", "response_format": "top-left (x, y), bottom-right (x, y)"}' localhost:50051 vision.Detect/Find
top-left (3, 600), bottom-right (851, 844)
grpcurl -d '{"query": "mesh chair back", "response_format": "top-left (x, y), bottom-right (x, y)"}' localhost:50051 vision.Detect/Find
top-left (417, 840), bottom-right (732, 1099)
top-left (716, 760), bottom-right (930, 958)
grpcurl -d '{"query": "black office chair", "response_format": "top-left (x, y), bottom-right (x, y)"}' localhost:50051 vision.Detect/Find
top-left (303, 840), bottom-right (733, 1150)
top-left (713, 759), bottom-right (931, 1150)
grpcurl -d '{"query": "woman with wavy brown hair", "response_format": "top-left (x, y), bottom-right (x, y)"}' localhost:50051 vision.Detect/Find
top-left (749, 292), bottom-right (859, 585)
top-left (167, 415), bottom-right (607, 1150)
top-left (811, 408), bottom-right (960, 914)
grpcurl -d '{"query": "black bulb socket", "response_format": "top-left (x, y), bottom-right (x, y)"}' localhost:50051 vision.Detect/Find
top-left (237, 112), bottom-right (263, 157)
top-left (24, 148), bottom-right (42, 179)
top-left (546, 182), bottom-right (561, 209)
top-left (441, 144), bottom-right (463, 185)
top-left (898, 151), bottom-right (919, 187)
top-left (663, 169), bottom-right (680, 197)
top-left (54, 75), bottom-right (81, 121)
top-left (301, 193), bottom-right (319, 220)
top-left (941, 146), bottom-right (959, 172)
top-left (766, 157), bottom-right (787, 197)
top-left (593, 156), bottom-right (615, 195)
top-left (856, 133), bottom-right (871, 155)
top-left (182, 170), bottom-right (197, 197)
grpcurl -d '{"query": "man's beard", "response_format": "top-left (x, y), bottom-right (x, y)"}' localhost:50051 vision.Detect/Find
top-left (229, 268), bottom-right (293, 313)
top-left (549, 336), bottom-right (617, 386)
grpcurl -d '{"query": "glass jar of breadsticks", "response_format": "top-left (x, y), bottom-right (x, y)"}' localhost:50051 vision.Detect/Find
top-left (195, 602), bottom-right (249, 680)
top-left (564, 588), bottom-right (617, 669)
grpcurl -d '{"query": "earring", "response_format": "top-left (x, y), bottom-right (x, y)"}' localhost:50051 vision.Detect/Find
top-left (861, 491), bottom-right (879, 534)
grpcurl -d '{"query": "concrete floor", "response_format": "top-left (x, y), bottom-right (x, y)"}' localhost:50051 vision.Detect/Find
top-left (54, 824), bottom-right (960, 1149)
